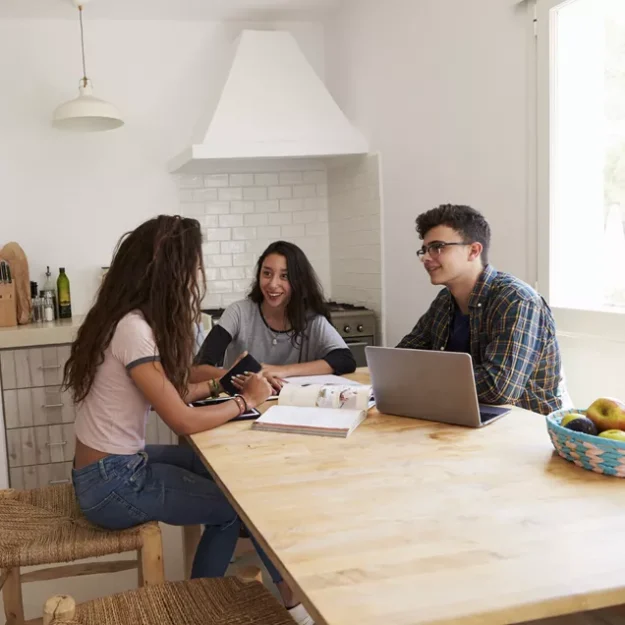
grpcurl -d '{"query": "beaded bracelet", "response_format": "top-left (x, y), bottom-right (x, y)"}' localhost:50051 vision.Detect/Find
top-left (235, 394), bottom-right (249, 413)
top-left (231, 396), bottom-right (245, 416)
top-left (208, 378), bottom-right (220, 397)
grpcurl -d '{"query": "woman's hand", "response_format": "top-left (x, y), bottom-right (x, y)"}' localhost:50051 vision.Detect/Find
top-left (260, 364), bottom-right (288, 393)
top-left (232, 372), bottom-right (272, 409)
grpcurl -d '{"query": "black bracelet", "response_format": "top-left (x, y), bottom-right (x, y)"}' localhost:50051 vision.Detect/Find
top-left (236, 394), bottom-right (249, 412)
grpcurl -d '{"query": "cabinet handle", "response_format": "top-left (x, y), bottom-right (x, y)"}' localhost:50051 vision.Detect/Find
top-left (45, 441), bottom-right (67, 447)
top-left (39, 364), bottom-right (62, 370)
top-left (42, 403), bottom-right (64, 409)
top-left (49, 478), bottom-right (71, 485)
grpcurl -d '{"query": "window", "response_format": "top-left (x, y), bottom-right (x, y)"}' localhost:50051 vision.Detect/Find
top-left (537, 0), bottom-right (625, 313)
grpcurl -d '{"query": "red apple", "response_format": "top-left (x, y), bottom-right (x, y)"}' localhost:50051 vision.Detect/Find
top-left (586, 397), bottom-right (625, 432)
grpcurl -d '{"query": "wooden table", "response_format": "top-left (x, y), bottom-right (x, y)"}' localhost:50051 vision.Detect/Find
top-left (188, 369), bottom-right (625, 625)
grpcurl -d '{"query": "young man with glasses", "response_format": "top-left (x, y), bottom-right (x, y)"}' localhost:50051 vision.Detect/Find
top-left (396, 204), bottom-right (568, 415)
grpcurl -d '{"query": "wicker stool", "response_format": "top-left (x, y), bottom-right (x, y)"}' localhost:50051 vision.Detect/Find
top-left (0, 484), bottom-right (164, 625)
top-left (42, 577), bottom-right (293, 625)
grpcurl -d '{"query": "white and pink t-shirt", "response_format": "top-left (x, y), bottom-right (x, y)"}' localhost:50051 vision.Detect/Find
top-left (74, 311), bottom-right (159, 455)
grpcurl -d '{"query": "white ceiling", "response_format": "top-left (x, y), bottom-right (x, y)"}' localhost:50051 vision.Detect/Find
top-left (0, 0), bottom-right (341, 20)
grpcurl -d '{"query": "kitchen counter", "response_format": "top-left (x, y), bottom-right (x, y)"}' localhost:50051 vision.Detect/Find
top-left (0, 316), bottom-right (83, 349)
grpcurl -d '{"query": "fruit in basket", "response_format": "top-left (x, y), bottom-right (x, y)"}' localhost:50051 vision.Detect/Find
top-left (585, 397), bottom-right (625, 432)
top-left (562, 416), bottom-right (598, 435)
top-left (598, 429), bottom-right (625, 442)
top-left (561, 413), bottom-right (585, 428)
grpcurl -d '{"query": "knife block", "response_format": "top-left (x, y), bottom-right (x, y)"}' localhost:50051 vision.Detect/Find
top-left (0, 281), bottom-right (17, 327)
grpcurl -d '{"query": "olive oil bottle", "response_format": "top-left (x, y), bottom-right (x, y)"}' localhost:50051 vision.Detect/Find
top-left (57, 267), bottom-right (72, 319)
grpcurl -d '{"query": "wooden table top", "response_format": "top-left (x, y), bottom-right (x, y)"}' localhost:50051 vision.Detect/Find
top-left (189, 368), bottom-right (625, 625)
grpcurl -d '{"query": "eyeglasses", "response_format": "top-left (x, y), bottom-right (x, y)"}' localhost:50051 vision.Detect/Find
top-left (416, 241), bottom-right (469, 259)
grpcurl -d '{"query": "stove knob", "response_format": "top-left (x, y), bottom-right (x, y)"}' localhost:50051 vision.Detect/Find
top-left (343, 325), bottom-right (351, 334)
top-left (357, 324), bottom-right (364, 332)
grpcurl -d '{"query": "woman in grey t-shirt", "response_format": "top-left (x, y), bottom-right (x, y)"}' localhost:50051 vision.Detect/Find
top-left (193, 241), bottom-right (356, 390)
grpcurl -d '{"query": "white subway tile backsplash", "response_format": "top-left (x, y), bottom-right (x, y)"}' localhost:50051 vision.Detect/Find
top-left (243, 187), bottom-right (268, 201)
top-left (233, 279), bottom-right (251, 292)
top-left (229, 173), bottom-right (255, 187)
top-left (184, 203), bottom-right (206, 216)
top-left (218, 187), bottom-right (243, 201)
top-left (303, 170), bottom-right (326, 184)
top-left (205, 228), bottom-right (231, 242)
top-left (202, 242), bottom-right (221, 255)
top-left (292, 210), bottom-right (318, 225)
top-left (204, 254), bottom-right (233, 268)
top-left (230, 201), bottom-right (255, 214)
top-left (205, 201), bottom-right (230, 215)
top-left (304, 197), bottom-right (327, 211)
top-left (244, 213), bottom-right (268, 227)
top-left (268, 213), bottom-right (292, 226)
top-left (233, 227), bottom-right (257, 241)
top-left (292, 184), bottom-right (317, 199)
top-left (281, 224), bottom-right (306, 238)
top-left (255, 200), bottom-right (280, 213)
top-left (220, 267), bottom-right (245, 280)
top-left (268, 186), bottom-right (292, 200)
top-left (280, 198), bottom-right (304, 212)
top-left (207, 280), bottom-right (233, 294)
top-left (279, 171), bottom-right (303, 185)
top-left (306, 222), bottom-right (329, 237)
top-left (181, 166), bottom-right (333, 303)
top-left (257, 226), bottom-right (281, 239)
top-left (193, 189), bottom-right (219, 202)
top-left (254, 173), bottom-right (279, 186)
top-left (204, 174), bottom-right (229, 187)
top-left (221, 241), bottom-right (245, 254)
top-left (204, 268), bottom-right (220, 281)
top-left (233, 253), bottom-right (256, 267)
top-left (219, 214), bottom-right (244, 228)
top-left (202, 215), bottom-right (219, 228)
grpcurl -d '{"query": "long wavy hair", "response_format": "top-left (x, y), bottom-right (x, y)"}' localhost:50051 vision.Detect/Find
top-left (63, 215), bottom-right (205, 403)
top-left (248, 240), bottom-right (330, 343)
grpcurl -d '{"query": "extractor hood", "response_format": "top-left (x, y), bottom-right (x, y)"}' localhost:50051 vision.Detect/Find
top-left (169, 29), bottom-right (369, 174)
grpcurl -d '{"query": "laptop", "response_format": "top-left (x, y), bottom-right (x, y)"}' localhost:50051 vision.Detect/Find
top-left (365, 346), bottom-right (510, 428)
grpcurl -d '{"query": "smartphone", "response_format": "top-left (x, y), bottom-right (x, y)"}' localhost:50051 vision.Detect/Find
top-left (218, 353), bottom-right (263, 395)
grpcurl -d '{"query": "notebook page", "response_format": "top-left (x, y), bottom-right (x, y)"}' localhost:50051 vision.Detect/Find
top-left (255, 405), bottom-right (365, 433)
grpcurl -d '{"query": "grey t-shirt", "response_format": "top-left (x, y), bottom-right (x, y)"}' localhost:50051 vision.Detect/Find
top-left (219, 299), bottom-right (349, 369)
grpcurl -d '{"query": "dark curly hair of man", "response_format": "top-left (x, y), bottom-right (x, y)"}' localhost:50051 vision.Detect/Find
top-left (416, 204), bottom-right (492, 264)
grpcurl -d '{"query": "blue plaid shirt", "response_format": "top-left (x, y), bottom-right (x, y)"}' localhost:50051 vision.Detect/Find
top-left (396, 265), bottom-right (564, 415)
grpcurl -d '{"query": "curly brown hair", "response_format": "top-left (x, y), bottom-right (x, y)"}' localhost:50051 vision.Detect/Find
top-left (63, 215), bottom-right (205, 403)
top-left (416, 204), bottom-right (491, 264)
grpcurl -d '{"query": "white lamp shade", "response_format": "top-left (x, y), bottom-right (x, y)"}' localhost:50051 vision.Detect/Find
top-left (53, 80), bottom-right (123, 132)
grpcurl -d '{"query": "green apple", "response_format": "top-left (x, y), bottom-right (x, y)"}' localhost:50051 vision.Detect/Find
top-left (598, 429), bottom-right (625, 442)
top-left (585, 397), bottom-right (625, 433)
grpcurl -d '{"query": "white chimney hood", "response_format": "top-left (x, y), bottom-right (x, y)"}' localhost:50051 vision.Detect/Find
top-left (169, 29), bottom-right (368, 174)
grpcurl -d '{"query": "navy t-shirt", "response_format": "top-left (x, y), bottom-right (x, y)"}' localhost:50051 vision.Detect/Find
top-left (446, 301), bottom-right (470, 353)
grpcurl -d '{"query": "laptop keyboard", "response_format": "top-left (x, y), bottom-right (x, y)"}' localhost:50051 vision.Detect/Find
top-left (479, 405), bottom-right (511, 422)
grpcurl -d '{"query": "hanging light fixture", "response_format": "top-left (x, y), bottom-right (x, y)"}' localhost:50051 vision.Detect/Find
top-left (53, 0), bottom-right (124, 132)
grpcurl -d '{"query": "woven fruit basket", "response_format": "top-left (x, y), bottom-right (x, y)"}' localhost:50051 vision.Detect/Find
top-left (546, 408), bottom-right (625, 477)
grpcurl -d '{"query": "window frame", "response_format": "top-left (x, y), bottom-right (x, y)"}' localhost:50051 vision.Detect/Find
top-left (535, 0), bottom-right (625, 337)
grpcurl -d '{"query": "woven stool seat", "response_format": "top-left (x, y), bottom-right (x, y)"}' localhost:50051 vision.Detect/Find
top-left (0, 484), bottom-right (151, 568)
top-left (45, 578), bottom-right (294, 625)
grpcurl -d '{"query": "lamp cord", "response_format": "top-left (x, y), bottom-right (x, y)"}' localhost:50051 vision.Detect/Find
top-left (78, 5), bottom-right (88, 87)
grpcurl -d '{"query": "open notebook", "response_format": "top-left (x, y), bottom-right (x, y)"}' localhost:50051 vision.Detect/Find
top-left (252, 383), bottom-right (375, 438)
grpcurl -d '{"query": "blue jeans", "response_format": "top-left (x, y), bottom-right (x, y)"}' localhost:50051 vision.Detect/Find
top-left (71, 444), bottom-right (283, 582)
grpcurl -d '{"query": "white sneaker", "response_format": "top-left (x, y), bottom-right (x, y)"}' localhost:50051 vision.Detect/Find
top-left (287, 603), bottom-right (315, 625)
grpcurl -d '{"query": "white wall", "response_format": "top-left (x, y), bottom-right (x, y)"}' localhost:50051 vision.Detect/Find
top-left (0, 19), bottom-right (324, 315)
top-left (325, 0), bottom-right (532, 347)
